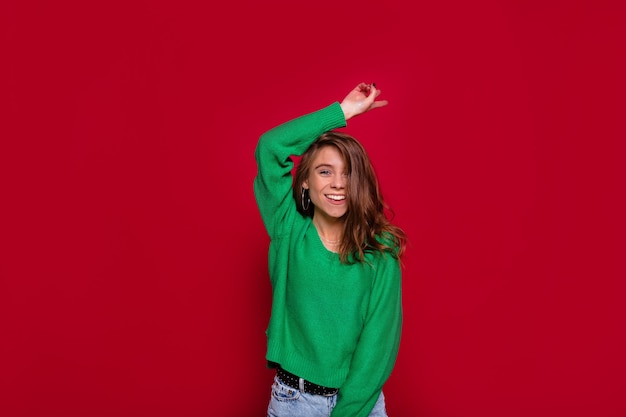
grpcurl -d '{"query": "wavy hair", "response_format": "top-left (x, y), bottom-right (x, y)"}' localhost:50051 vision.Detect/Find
top-left (293, 131), bottom-right (407, 263)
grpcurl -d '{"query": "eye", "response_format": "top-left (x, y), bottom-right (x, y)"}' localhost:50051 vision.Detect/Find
top-left (319, 169), bottom-right (331, 176)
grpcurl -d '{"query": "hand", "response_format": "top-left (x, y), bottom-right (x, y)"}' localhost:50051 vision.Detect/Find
top-left (339, 82), bottom-right (388, 121)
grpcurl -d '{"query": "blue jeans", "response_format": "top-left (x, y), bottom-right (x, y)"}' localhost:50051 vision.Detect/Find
top-left (267, 376), bottom-right (388, 417)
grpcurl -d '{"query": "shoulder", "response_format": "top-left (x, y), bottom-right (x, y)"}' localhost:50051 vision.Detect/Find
top-left (365, 243), bottom-right (401, 274)
top-left (373, 232), bottom-right (402, 259)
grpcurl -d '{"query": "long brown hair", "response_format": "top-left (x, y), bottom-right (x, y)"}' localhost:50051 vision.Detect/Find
top-left (293, 131), bottom-right (407, 263)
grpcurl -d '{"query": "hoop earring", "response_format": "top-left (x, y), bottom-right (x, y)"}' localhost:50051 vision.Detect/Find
top-left (301, 188), bottom-right (310, 211)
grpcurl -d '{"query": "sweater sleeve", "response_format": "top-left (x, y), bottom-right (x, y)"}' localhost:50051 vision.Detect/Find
top-left (331, 253), bottom-right (403, 417)
top-left (253, 102), bottom-right (346, 239)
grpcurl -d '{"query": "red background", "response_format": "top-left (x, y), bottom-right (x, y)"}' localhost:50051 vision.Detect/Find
top-left (1, 1), bottom-right (624, 416)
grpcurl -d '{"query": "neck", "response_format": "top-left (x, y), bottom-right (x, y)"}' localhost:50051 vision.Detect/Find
top-left (312, 215), bottom-right (344, 243)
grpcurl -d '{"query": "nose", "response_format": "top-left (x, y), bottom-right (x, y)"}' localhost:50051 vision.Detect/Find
top-left (331, 174), bottom-right (346, 189)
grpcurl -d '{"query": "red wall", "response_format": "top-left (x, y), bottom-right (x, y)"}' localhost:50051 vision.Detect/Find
top-left (2, 1), bottom-right (624, 416)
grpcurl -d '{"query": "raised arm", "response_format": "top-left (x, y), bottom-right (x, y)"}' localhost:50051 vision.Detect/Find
top-left (253, 103), bottom-right (346, 238)
top-left (253, 83), bottom-right (388, 239)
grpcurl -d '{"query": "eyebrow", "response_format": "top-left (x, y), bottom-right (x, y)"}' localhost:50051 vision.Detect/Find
top-left (314, 164), bottom-right (334, 169)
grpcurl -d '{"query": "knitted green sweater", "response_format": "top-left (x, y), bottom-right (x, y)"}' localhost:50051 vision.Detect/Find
top-left (254, 102), bottom-right (402, 417)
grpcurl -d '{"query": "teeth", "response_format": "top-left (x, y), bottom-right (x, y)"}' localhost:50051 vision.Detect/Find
top-left (326, 195), bottom-right (346, 201)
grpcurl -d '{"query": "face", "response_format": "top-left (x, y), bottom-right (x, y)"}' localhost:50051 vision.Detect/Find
top-left (303, 145), bottom-right (348, 221)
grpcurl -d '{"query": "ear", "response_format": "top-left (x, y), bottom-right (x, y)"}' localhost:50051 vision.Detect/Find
top-left (302, 179), bottom-right (309, 190)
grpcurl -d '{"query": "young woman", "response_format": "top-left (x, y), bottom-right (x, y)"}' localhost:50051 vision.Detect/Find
top-left (254, 82), bottom-right (406, 417)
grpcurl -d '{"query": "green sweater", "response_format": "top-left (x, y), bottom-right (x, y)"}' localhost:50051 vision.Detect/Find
top-left (254, 102), bottom-right (402, 417)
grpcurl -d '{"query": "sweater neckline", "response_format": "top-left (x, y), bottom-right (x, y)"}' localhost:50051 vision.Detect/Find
top-left (308, 220), bottom-right (341, 258)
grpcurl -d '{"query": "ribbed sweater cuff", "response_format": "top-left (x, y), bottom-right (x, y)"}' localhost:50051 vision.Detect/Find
top-left (320, 102), bottom-right (347, 131)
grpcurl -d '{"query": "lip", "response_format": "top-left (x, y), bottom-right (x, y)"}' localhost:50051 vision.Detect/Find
top-left (325, 194), bottom-right (346, 205)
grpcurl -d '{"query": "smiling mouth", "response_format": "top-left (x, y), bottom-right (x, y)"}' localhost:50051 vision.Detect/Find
top-left (325, 194), bottom-right (346, 201)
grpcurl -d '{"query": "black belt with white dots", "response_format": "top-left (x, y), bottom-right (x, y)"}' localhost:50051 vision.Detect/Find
top-left (276, 367), bottom-right (339, 396)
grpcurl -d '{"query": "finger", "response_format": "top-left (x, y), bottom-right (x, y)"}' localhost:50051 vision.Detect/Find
top-left (362, 86), bottom-right (378, 106)
top-left (371, 99), bottom-right (389, 109)
top-left (364, 83), bottom-right (379, 102)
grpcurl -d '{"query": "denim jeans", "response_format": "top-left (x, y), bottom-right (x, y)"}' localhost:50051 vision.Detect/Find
top-left (267, 376), bottom-right (388, 417)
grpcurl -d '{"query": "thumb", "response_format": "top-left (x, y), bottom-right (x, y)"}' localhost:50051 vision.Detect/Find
top-left (371, 99), bottom-right (389, 110)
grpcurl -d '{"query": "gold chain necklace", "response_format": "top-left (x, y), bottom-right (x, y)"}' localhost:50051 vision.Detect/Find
top-left (320, 236), bottom-right (341, 245)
